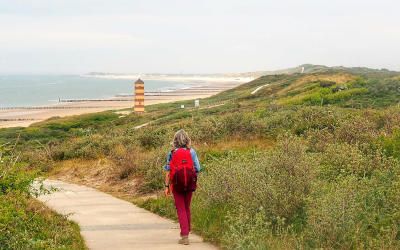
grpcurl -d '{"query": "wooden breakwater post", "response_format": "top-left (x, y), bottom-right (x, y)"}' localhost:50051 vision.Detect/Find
top-left (134, 78), bottom-right (145, 113)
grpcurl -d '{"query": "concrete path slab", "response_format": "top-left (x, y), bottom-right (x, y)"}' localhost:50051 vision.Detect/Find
top-left (37, 180), bottom-right (217, 250)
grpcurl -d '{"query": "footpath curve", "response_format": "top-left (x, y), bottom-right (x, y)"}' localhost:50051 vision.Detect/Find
top-left (37, 180), bottom-right (216, 250)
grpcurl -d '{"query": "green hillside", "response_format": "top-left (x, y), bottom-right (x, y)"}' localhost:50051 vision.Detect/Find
top-left (1, 65), bottom-right (400, 249)
top-left (0, 144), bottom-right (86, 249)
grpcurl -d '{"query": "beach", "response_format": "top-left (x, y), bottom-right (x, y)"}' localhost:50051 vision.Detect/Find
top-left (0, 80), bottom-right (242, 128)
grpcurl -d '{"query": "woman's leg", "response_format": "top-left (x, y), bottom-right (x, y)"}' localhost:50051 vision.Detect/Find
top-left (173, 191), bottom-right (190, 236)
top-left (184, 191), bottom-right (193, 232)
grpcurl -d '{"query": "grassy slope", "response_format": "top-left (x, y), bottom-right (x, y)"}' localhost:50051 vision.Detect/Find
top-left (0, 146), bottom-right (86, 249)
top-left (0, 65), bottom-right (400, 249)
top-left (0, 195), bottom-right (86, 250)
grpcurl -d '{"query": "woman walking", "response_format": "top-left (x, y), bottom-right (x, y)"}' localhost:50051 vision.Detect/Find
top-left (164, 129), bottom-right (201, 245)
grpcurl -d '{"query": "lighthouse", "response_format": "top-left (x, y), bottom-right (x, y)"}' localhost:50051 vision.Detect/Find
top-left (134, 78), bottom-right (145, 113)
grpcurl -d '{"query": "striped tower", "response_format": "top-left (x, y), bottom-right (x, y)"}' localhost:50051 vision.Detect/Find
top-left (134, 78), bottom-right (145, 113)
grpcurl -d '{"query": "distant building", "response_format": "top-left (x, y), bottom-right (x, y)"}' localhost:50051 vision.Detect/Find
top-left (134, 79), bottom-right (145, 113)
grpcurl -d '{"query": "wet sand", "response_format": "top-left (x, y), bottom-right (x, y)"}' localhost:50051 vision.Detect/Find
top-left (0, 81), bottom-right (239, 128)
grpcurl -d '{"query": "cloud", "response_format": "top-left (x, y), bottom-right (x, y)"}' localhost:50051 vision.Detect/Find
top-left (0, 14), bottom-right (154, 50)
top-left (0, 0), bottom-right (400, 73)
top-left (0, 30), bottom-right (148, 49)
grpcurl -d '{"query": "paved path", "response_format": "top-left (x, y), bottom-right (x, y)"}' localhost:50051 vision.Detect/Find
top-left (251, 84), bottom-right (269, 95)
top-left (134, 122), bottom-right (150, 129)
top-left (37, 180), bottom-right (217, 250)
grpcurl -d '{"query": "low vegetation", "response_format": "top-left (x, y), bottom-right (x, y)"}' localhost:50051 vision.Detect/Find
top-left (0, 141), bottom-right (86, 249)
top-left (1, 65), bottom-right (399, 249)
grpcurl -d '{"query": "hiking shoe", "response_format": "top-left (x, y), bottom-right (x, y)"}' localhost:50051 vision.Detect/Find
top-left (178, 236), bottom-right (189, 245)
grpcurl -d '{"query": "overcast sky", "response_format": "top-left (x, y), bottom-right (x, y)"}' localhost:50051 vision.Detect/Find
top-left (0, 0), bottom-right (399, 74)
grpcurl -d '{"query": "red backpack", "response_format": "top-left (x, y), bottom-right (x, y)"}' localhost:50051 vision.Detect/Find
top-left (170, 148), bottom-right (197, 193)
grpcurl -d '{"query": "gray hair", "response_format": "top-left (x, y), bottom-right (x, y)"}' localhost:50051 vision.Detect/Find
top-left (173, 129), bottom-right (191, 148)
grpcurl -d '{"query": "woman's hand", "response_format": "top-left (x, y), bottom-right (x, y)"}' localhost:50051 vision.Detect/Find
top-left (164, 187), bottom-right (170, 196)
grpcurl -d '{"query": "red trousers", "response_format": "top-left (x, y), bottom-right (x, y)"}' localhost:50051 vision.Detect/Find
top-left (172, 191), bottom-right (193, 236)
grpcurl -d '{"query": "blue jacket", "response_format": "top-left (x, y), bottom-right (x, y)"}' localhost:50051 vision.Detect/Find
top-left (164, 148), bottom-right (201, 173)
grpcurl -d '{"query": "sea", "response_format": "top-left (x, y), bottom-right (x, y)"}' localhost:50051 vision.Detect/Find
top-left (0, 75), bottom-right (196, 108)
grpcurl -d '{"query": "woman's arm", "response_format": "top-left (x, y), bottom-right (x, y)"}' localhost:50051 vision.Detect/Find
top-left (164, 171), bottom-right (170, 196)
top-left (164, 171), bottom-right (170, 186)
top-left (164, 151), bottom-right (173, 196)
top-left (190, 149), bottom-right (201, 173)
top-left (163, 151), bottom-right (172, 171)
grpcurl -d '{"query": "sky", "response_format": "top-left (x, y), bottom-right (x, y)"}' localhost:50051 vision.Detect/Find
top-left (0, 0), bottom-right (399, 74)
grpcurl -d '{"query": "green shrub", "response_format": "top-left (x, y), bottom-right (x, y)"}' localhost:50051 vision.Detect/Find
top-left (0, 144), bottom-right (86, 249)
top-left (137, 149), bottom-right (167, 193)
top-left (0, 194), bottom-right (86, 250)
top-left (190, 112), bottom-right (265, 143)
top-left (324, 87), bottom-right (368, 104)
top-left (0, 162), bottom-right (36, 195)
top-left (222, 206), bottom-right (272, 249)
top-left (318, 80), bottom-right (336, 88)
top-left (318, 143), bottom-right (393, 181)
top-left (306, 171), bottom-right (400, 249)
top-left (381, 129), bottom-right (400, 160)
top-left (0, 143), bottom-right (37, 195)
top-left (137, 128), bottom-right (170, 149)
top-left (334, 113), bottom-right (379, 145)
top-left (201, 135), bottom-right (315, 231)
top-left (221, 205), bottom-right (300, 250)
top-left (280, 90), bottom-right (323, 105)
